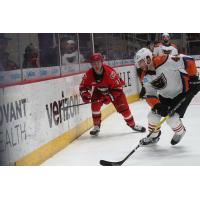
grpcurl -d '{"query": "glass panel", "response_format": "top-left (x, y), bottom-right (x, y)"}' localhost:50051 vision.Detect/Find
top-left (93, 33), bottom-right (108, 60)
top-left (0, 33), bottom-right (19, 71)
top-left (19, 33), bottom-right (60, 81)
top-left (185, 33), bottom-right (200, 55)
top-left (107, 33), bottom-right (123, 61)
top-left (186, 33), bottom-right (200, 41)
top-left (135, 33), bottom-right (148, 41)
top-left (134, 34), bottom-right (148, 52)
top-left (93, 33), bottom-right (126, 66)
top-left (78, 33), bottom-right (92, 71)
top-left (0, 33), bottom-right (21, 86)
top-left (59, 33), bottom-right (80, 74)
top-left (93, 33), bottom-right (137, 66)
top-left (19, 33), bottom-right (40, 81)
top-left (38, 33), bottom-right (60, 67)
top-left (170, 33), bottom-right (181, 39)
top-left (126, 33), bottom-right (135, 59)
top-left (18, 33), bottom-right (40, 69)
top-left (187, 41), bottom-right (200, 55)
top-left (121, 33), bottom-right (132, 60)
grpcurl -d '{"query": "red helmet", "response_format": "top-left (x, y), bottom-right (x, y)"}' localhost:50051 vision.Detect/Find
top-left (89, 53), bottom-right (104, 62)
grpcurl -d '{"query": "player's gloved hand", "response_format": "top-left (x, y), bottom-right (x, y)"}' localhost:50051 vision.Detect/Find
top-left (81, 91), bottom-right (91, 103)
top-left (139, 86), bottom-right (146, 99)
top-left (152, 103), bottom-right (169, 117)
top-left (189, 76), bottom-right (200, 95)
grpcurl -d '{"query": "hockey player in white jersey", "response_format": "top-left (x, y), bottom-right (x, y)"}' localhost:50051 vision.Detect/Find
top-left (134, 48), bottom-right (200, 145)
top-left (153, 33), bottom-right (178, 56)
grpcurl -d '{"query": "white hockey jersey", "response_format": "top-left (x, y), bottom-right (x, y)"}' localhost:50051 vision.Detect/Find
top-left (144, 55), bottom-right (187, 100)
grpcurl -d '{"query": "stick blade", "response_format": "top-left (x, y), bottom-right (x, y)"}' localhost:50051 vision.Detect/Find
top-left (99, 160), bottom-right (122, 166)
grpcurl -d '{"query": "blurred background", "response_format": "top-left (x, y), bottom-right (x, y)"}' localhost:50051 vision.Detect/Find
top-left (1, 33), bottom-right (199, 87)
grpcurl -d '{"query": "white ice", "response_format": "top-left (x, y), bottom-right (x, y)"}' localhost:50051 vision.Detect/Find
top-left (42, 96), bottom-right (200, 166)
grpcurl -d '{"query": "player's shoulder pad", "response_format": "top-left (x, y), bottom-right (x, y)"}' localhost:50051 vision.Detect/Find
top-left (103, 64), bottom-right (117, 79)
top-left (85, 68), bottom-right (93, 77)
top-left (181, 54), bottom-right (194, 60)
top-left (153, 54), bottom-right (168, 68)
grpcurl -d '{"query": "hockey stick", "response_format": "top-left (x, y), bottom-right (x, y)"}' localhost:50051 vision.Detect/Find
top-left (66, 101), bottom-right (92, 108)
top-left (65, 99), bottom-right (102, 109)
top-left (99, 91), bottom-right (194, 166)
top-left (99, 118), bottom-right (166, 166)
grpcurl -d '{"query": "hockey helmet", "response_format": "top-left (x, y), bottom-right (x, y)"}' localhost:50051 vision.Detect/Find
top-left (89, 53), bottom-right (104, 62)
top-left (135, 48), bottom-right (153, 68)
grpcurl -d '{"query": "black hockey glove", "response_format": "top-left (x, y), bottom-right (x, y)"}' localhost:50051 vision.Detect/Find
top-left (189, 76), bottom-right (200, 95)
top-left (152, 103), bottom-right (169, 117)
top-left (139, 86), bottom-right (146, 99)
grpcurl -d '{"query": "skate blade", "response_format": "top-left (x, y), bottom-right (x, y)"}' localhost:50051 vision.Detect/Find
top-left (90, 132), bottom-right (99, 136)
top-left (171, 132), bottom-right (185, 145)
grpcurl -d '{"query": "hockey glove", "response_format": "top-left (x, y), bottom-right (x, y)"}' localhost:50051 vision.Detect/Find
top-left (152, 103), bottom-right (169, 117)
top-left (189, 76), bottom-right (200, 95)
top-left (139, 86), bottom-right (146, 99)
top-left (81, 91), bottom-right (91, 103)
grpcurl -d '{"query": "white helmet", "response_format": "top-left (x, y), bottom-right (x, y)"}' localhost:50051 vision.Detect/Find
top-left (134, 48), bottom-right (153, 67)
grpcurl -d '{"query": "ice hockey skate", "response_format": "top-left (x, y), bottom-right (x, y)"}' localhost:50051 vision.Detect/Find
top-left (171, 128), bottom-right (186, 145)
top-left (139, 131), bottom-right (161, 146)
top-left (132, 124), bottom-right (146, 133)
top-left (90, 126), bottom-right (100, 136)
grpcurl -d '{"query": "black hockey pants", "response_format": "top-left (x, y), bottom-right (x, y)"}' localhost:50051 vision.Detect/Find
top-left (159, 91), bottom-right (195, 118)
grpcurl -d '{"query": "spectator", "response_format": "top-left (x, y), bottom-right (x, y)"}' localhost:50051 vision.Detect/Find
top-left (23, 43), bottom-right (40, 68)
top-left (153, 33), bottom-right (178, 56)
top-left (0, 34), bottom-right (18, 71)
top-left (60, 38), bottom-right (84, 65)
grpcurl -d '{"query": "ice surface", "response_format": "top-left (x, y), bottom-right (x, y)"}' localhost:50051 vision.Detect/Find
top-left (42, 97), bottom-right (200, 166)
